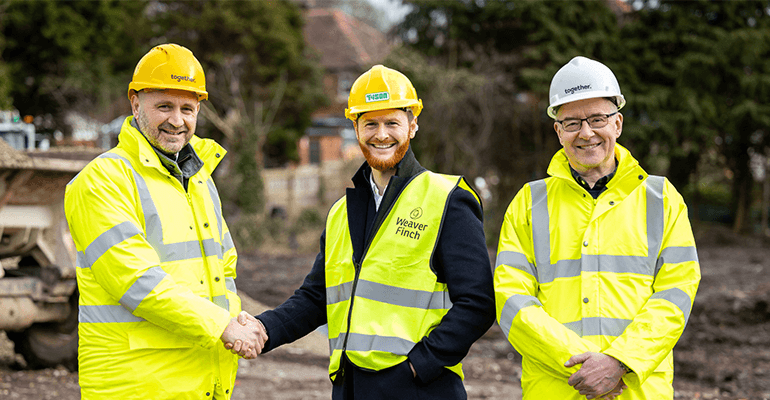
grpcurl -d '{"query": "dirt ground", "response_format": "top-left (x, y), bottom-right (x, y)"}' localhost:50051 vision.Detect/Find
top-left (1, 224), bottom-right (769, 399)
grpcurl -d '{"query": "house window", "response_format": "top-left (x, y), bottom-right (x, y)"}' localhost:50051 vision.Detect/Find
top-left (337, 73), bottom-right (354, 101)
top-left (310, 140), bottom-right (321, 164)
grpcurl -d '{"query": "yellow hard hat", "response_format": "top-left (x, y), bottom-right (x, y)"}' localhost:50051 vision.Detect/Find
top-left (128, 43), bottom-right (208, 101)
top-left (345, 65), bottom-right (423, 121)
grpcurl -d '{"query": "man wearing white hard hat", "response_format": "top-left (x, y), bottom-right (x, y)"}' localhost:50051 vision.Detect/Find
top-left (493, 56), bottom-right (701, 399)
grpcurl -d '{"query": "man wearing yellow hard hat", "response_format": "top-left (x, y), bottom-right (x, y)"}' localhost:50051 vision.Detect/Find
top-left (494, 56), bottom-right (701, 399)
top-left (231, 65), bottom-right (496, 399)
top-left (65, 43), bottom-right (266, 399)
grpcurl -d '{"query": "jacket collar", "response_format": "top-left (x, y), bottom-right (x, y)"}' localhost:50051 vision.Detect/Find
top-left (548, 143), bottom-right (643, 181)
top-left (117, 116), bottom-right (226, 178)
top-left (547, 143), bottom-right (648, 198)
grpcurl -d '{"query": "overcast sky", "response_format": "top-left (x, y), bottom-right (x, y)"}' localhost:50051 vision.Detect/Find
top-left (366, 0), bottom-right (412, 28)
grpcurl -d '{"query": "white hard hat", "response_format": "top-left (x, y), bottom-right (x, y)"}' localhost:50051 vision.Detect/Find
top-left (547, 56), bottom-right (625, 119)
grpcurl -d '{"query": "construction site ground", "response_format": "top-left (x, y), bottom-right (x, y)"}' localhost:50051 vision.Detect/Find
top-left (1, 224), bottom-right (769, 399)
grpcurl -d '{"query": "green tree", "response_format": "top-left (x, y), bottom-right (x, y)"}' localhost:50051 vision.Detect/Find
top-left (620, 0), bottom-right (770, 232)
top-left (394, 0), bottom-right (622, 241)
top-left (151, 0), bottom-right (326, 224)
top-left (0, 0), bottom-right (150, 133)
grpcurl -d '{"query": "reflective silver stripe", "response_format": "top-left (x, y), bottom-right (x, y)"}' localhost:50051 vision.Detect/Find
top-left (530, 180), bottom-right (550, 268)
top-left (225, 277), bottom-right (237, 294)
top-left (213, 295), bottom-right (229, 310)
top-left (83, 221), bottom-right (143, 269)
top-left (98, 153), bottom-right (226, 263)
top-left (655, 246), bottom-right (699, 277)
top-left (528, 176), bottom-right (667, 283)
top-left (159, 240), bottom-right (202, 262)
top-left (496, 251), bottom-right (538, 281)
top-left (539, 255), bottom-right (655, 284)
top-left (79, 304), bottom-right (144, 323)
top-left (499, 294), bottom-right (542, 338)
top-left (646, 176), bottom-right (665, 263)
top-left (330, 280), bottom-right (452, 310)
top-left (651, 287), bottom-right (692, 324)
top-left (76, 251), bottom-right (87, 269)
top-left (330, 332), bottom-right (415, 355)
top-left (222, 232), bottom-right (235, 253)
top-left (201, 238), bottom-right (223, 259)
top-left (329, 333), bottom-right (344, 354)
top-left (207, 178), bottom-right (224, 242)
top-left (327, 281), bottom-right (354, 305)
top-left (119, 266), bottom-right (167, 311)
top-left (98, 153), bottom-right (163, 251)
top-left (563, 317), bottom-right (632, 337)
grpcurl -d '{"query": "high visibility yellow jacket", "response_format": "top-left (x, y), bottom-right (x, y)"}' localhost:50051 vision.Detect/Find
top-left (494, 144), bottom-right (700, 399)
top-left (65, 117), bottom-right (240, 400)
top-left (325, 171), bottom-right (476, 380)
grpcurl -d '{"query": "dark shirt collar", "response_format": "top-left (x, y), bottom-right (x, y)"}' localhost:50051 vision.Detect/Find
top-left (570, 160), bottom-right (617, 199)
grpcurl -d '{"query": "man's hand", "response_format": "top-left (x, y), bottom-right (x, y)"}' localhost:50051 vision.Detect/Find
top-left (221, 311), bottom-right (268, 359)
top-left (564, 352), bottom-right (626, 399)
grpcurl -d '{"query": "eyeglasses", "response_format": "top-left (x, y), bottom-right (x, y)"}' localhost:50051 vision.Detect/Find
top-left (556, 112), bottom-right (618, 132)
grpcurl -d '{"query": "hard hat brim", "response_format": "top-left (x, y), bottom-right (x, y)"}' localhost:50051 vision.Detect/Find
top-left (547, 92), bottom-right (625, 119)
top-left (345, 99), bottom-right (423, 121)
top-left (128, 81), bottom-right (208, 101)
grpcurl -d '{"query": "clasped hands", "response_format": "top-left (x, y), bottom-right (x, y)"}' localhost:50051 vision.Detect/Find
top-left (220, 311), bottom-right (268, 359)
top-left (564, 352), bottom-right (628, 399)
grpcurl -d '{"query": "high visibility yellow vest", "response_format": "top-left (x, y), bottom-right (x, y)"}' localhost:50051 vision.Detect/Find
top-left (65, 117), bottom-right (240, 399)
top-left (325, 171), bottom-right (479, 380)
top-left (494, 144), bottom-right (700, 399)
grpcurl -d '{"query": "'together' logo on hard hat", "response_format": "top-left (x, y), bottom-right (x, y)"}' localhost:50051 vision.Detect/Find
top-left (565, 84), bottom-right (591, 95)
top-left (394, 208), bottom-right (427, 240)
top-left (365, 92), bottom-right (390, 103)
top-left (171, 74), bottom-right (196, 83)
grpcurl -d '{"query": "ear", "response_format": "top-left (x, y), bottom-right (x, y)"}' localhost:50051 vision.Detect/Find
top-left (130, 91), bottom-right (141, 117)
top-left (353, 119), bottom-right (361, 140)
top-left (614, 112), bottom-right (623, 138)
top-left (554, 121), bottom-right (565, 145)
top-left (409, 117), bottom-right (418, 139)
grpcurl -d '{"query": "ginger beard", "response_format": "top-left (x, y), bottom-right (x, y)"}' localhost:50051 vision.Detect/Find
top-left (359, 136), bottom-right (411, 171)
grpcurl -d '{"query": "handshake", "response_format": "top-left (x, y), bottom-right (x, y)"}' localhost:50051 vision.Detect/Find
top-left (220, 311), bottom-right (267, 359)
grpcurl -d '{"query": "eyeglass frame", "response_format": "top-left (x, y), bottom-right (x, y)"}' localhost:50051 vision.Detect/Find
top-left (555, 111), bottom-right (619, 132)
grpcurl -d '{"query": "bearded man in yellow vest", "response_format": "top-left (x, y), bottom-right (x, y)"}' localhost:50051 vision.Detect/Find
top-left (65, 44), bottom-right (267, 399)
top-left (494, 56), bottom-right (701, 399)
top-left (231, 65), bottom-right (496, 399)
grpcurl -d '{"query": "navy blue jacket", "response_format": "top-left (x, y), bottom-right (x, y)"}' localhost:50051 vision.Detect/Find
top-left (256, 148), bottom-right (495, 399)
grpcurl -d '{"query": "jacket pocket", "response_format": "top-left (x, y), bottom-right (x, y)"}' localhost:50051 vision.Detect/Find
top-left (128, 322), bottom-right (195, 349)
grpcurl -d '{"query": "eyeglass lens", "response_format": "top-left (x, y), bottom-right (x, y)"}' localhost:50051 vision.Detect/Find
top-left (561, 115), bottom-right (610, 132)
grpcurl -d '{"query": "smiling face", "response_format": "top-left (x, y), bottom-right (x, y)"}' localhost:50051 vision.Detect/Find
top-left (131, 89), bottom-right (200, 155)
top-left (554, 97), bottom-right (622, 176)
top-left (355, 108), bottom-right (417, 172)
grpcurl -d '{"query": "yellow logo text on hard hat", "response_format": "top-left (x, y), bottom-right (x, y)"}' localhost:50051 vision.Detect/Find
top-left (365, 92), bottom-right (390, 103)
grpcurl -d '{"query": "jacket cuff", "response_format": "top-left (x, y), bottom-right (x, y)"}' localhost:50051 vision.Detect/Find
top-left (254, 313), bottom-right (276, 353)
top-left (212, 309), bottom-right (233, 348)
top-left (408, 343), bottom-right (444, 383)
